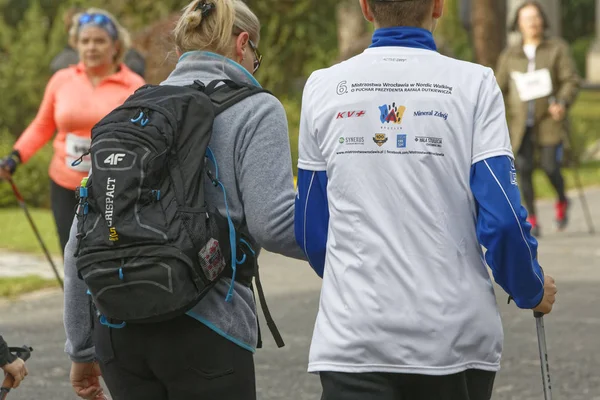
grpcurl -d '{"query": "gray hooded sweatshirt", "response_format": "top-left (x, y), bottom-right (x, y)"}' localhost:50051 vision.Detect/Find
top-left (63, 51), bottom-right (305, 362)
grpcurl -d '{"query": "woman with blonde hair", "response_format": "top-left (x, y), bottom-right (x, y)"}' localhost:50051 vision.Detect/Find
top-left (50, 6), bottom-right (146, 77)
top-left (0, 8), bottom-right (145, 255)
top-left (63, 1), bottom-right (303, 399)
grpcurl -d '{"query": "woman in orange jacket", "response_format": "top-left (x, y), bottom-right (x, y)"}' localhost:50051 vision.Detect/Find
top-left (0, 8), bottom-right (145, 255)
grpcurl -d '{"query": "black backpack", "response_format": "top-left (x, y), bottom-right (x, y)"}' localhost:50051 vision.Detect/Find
top-left (72, 79), bottom-right (283, 347)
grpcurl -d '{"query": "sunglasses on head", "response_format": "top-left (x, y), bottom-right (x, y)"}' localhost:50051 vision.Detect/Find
top-left (78, 13), bottom-right (118, 39)
top-left (79, 13), bottom-right (111, 26)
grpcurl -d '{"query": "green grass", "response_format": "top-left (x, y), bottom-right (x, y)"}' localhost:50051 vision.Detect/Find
top-left (571, 90), bottom-right (600, 119)
top-left (0, 275), bottom-right (59, 298)
top-left (0, 207), bottom-right (61, 255)
top-left (570, 90), bottom-right (600, 157)
top-left (0, 162), bottom-right (597, 256)
top-left (533, 161), bottom-right (600, 199)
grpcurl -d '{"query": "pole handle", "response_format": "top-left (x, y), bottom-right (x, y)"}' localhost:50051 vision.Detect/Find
top-left (534, 311), bottom-right (544, 318)
top-left (0, 346), bottom-right (32, 393)
top-left (0, 375), bottom-right (14, 392)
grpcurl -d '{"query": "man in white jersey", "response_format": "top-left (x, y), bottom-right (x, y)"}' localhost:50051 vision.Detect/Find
top-left (294, 0), bottom-right (558, 399)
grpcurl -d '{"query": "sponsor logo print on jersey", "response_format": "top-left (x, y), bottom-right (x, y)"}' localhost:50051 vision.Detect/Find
top-left (336, 110), bottom-right (366, 119)
top-left (397, 134), bottom-right (407, 148)
top-left (415, 136), bottom-right (443, 148)
top-left (339, 136), bottom-right (365, 145)
top-left (379, 103), bottom-right (406, 125)
top-left (414, 109), bottom-right (449, 121)
top-left (373, 134), bottom-right (388, 147)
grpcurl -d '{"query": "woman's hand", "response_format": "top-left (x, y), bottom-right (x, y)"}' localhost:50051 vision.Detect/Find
top-left (548, 102), bottom-right (566, 121)
top-left (70, 361), bottom-right (107, 400)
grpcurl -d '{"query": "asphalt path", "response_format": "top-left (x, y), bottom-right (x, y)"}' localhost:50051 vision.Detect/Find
top-left (1, 188), bottom-right (599, 399)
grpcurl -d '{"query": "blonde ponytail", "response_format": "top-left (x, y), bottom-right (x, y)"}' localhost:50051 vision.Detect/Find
top-left (174, 0), bottom-right (261, 58)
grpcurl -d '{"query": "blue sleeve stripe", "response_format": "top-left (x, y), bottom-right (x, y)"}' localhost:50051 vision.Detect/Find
top-left (303, 171), bottom-right (317, 269)
top-left (483, 159), bottom-right (544, 287)
top-left (295, 169), bottom-right (329, 278)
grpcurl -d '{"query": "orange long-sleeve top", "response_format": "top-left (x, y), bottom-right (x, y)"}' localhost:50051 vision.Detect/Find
top-left (13, 62), bottom-right (145, 190)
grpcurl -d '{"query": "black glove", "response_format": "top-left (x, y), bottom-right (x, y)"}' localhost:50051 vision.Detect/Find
top-left (0, 335), bottom-right (17, 367)
top-left (0, 150), bottom-right (21, 175)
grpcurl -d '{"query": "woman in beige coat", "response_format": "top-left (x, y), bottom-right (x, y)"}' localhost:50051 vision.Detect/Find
top-left (496, 0), bottom-right (580, 237)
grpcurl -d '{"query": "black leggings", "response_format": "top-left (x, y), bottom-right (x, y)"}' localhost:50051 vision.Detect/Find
top-left (50, 180), bottom-right (77, 255)
top-left (515, 127), bottom-right (566, 217)
top-left (93, 314), bottom-right (256, 400)
top-left (320, 369), bottom-right (496, 400)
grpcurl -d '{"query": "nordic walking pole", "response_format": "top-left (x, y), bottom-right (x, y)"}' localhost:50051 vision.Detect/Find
top-left (534, 312), bottom-right (552, 400)
top-left (571, 164), bottom-right (596, 235)
top-left (562, 130), bottom-right (595, 235)
top-left (7, 178), bottom-right (64, 290)
top-left (551, 119), bottom-right (596, 235)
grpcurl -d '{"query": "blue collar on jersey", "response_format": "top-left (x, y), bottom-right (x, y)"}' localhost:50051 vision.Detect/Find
top-left (369, 27), bottom-right (437, 51)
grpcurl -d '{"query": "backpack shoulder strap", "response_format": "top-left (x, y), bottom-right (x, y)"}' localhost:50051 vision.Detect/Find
top-left (133, 83), bottom-right (159, 93)
top-left (204, 79), bottom-right (270, 116)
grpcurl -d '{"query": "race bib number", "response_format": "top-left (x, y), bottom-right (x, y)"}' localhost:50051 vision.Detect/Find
top-left (65, 134), bottom-right (91, 172)
top-left (511, 68), bottom-right (553, 102)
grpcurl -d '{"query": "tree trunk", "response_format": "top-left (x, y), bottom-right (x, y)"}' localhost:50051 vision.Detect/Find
top-left (471, 0), bottom-right (506, 68)
top-left (336, 0), bottom-right (371, 61)
top-left (131, 13), bottom-right (180, 84)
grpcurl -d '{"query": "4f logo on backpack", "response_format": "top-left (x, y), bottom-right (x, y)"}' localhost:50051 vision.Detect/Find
top-left (104, 153), bottom-right (126, 165)
top-left (94, 149), bottom-right (137, 171)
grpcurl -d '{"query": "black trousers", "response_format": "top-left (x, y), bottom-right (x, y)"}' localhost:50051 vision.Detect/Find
top-left (49, 180), bottom-right (77, 255)
top-left (515, 127), bottom-right (566, 217)
top-left (320, 370), bottom-right (496, 400)
top-left (93, 314), bottom-right (256, 400)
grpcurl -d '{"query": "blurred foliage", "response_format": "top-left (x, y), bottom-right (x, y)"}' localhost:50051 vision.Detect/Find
top-left (571, 35), bottom-right (595, 78)
top-left (247, 0), bottom-right (339, 95)
top-left (569, 91), bottom-right (600, 163)
top-left (0, 131), bottom-right (53, 208)
top-left (435, 0), bottom-right (474, 62)
top-left (561, 0), bottom-right (596, 43)
top-left (0, 1), bottom-right (63, 138)
top-left (0, 0), bottom-right (598, 208)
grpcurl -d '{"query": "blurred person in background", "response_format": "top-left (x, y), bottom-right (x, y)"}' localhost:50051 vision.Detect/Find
top-left (496, 0), bottom-right (580, 237)
top-left (0, 8), bottom-right (145, 255)
top-left (51, 6), bottom-right (146, 79)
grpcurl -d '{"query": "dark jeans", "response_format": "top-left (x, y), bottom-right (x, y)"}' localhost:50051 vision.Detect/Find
top-left (93, 314), bottom-right (256, 400)
top-left (515, 127), bottom-right (566, 217)
top-left (50, 180), bottom-right (77, 255)
top-left (320, 369), bottom-right (496, 400)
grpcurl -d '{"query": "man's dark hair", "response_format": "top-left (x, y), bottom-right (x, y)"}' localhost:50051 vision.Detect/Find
top-left (510, 1), bottom-right (550, 32)
top-left (368, 0), bottom-right (434, 28)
